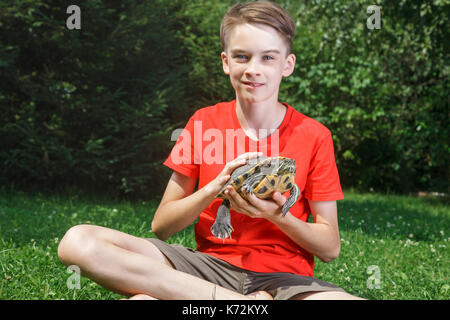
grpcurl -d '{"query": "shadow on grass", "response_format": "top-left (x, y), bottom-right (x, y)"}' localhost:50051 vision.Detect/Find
top-left (337, 193), bottom-right (450, 242)
top-left (0, 190), bottom-right (161, 247)
top-left (1, 191), bottom-right (449, 247)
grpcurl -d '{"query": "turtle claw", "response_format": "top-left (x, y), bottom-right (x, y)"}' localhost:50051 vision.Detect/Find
top-left (211, 199), bottom-right (234, 240)
top-left (241, 183), bottom-right (255, 196)
top-left (211, 221), bottom-right (234, 240)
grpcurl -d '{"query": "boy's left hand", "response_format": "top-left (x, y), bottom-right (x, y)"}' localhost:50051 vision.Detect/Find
top-left (224, 185), bottom-right (287, 222)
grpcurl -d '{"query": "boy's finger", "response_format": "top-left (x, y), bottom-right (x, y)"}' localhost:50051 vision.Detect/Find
top-left (225, 153), bottom-right (256, 172)
top-left (245, 193), bottom-right (263, 209)
top-left (227, 187), bottom-right (258, 214)
top-left (225, 190), bottom-right (240, 211)
top-left (233, 153), bottom-right (261, 170)
top-left (224, 152), bottom-right (264, 175)
top-left (226, 187), bottom-right (245, 207)
top-left (272, 192), bottom-right (287, 206)
top-left (223, 159), bottom-right (243, 174)
top-left (225, 159), bottom-right (247, 173)
top-left (236, 152), bottom-right (263, 162)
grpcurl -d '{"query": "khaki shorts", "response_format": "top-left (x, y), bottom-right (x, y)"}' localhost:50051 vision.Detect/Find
top-left (146, 238), bottom-right (345, 300)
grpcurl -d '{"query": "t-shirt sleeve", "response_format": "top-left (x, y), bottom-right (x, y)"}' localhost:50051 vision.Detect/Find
top-left (303, 132), bottom-right (344, 201)
top-left (163, 112), bottom-right (200, 179)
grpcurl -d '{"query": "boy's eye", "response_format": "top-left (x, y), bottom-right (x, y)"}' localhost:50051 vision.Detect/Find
top-left (234, 55), bottom-right (249, 60)
top-left (263, 55), bottom-right (274, 61)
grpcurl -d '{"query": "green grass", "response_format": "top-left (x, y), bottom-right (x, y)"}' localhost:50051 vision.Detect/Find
top-left (0, 190), bottom-right (448, 300)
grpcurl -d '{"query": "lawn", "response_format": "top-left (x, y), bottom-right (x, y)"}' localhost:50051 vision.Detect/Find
top-left (0, 190), bottom-right (448, 300)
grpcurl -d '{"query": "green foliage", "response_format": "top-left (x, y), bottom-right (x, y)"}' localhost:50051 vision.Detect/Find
top-left (0, 0), bottom-right (190, 197)
top-left (0, 0), bottom-right (448, 196)
top-left (280, 0), bottom-right (449, 193)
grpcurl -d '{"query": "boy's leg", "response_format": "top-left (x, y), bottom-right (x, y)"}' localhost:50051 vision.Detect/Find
top-left (57, 224), bottom-right (254, 299)
top-left (291, 291), bottom-right (365, 300)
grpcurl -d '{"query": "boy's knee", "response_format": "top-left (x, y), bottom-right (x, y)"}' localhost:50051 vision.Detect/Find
top-left (58, 224), bottom-right (98, 266)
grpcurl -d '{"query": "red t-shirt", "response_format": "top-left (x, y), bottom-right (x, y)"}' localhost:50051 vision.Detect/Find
top-left (163, 100), bottom-right (344, 276)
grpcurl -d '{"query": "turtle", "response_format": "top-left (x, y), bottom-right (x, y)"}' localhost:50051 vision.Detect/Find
top-left (210, 156), bottom-right (301, 240)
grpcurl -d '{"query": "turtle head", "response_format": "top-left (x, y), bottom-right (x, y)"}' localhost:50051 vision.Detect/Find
top-left (277, 157), bottom-right (296, 174)
top-left (259, 157), bottom-right (295, 175)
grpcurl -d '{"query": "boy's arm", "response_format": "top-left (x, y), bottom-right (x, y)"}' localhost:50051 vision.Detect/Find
top-left (151, 171), bottom-right (203, 241)
top-left (152, 152), bottom-right (262, 241)
top-left (224, 187), bottom-right (340, 262)
top-left (271, 200), bottom-right (341, 263)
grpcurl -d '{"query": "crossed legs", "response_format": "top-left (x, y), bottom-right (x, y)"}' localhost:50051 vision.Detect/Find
top-left (57, 224), bottom-right (363, 300)
top-left (57, 224), bottom-right (256, 300)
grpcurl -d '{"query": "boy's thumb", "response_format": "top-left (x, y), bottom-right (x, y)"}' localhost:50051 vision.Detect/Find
top-left (272, 192), bottom-right (286, 206)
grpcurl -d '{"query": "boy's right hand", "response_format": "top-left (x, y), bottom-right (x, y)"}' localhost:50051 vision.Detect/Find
top-left (204, 152), bottom-right (263, 197)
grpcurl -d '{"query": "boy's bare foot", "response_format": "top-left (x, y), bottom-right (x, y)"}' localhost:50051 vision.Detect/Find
top-left (121, 294), bottom-right (158, 300)
top-left (121, 291), bottom-right (273, 300)
top-left (245, 290), bottom-right (274, 300)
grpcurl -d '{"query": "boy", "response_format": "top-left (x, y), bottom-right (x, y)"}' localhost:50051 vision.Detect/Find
top-left (58, 1), bottom-right (362, 300)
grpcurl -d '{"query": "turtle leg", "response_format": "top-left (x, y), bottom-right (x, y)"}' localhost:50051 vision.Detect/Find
top-left (210, 199), bottom-right (234, 240)
top-left (281, 184), bottom-right (300, 217)
top-left (241, 174), bottom-right (265, 195)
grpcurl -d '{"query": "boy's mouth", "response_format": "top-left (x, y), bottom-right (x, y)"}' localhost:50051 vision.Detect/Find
top-left (242, 81), bottom-right (264, 89)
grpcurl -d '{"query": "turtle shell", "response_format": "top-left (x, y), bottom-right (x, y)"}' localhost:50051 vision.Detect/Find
top-left (252, 172), bottom-right (295, 199)
top-left (216, 156), bottom-right (295, 199)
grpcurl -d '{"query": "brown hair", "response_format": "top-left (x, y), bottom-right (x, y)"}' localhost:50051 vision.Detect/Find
top-left (220, 1), bottom-right (296, 55)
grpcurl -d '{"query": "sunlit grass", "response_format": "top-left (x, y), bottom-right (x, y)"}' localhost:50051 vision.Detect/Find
top-left (0, 190), bottom-right (448, 299)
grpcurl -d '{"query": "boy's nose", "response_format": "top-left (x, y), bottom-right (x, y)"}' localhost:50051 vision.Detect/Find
top-left (245, 59), bottom-right (262, 77)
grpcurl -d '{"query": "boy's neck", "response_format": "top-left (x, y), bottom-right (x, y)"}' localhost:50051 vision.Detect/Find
top-left (235, 96), bottom-right (286, 140)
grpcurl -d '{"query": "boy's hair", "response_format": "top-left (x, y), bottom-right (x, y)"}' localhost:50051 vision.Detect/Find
top-left (220, 1), bottom-right (296, 55)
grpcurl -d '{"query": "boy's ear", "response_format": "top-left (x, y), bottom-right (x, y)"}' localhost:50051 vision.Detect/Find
top-left (221, 52), bottom-right (230, 75)
top-left (282, 53), bottom-right (296, 77)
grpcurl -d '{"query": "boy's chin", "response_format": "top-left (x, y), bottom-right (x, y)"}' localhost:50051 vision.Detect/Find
top-left (238, 92), bottom-right (272, 104)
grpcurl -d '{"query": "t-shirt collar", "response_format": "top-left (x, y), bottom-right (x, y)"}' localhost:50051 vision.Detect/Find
top-left (230, 99), bottom-right (292, 143)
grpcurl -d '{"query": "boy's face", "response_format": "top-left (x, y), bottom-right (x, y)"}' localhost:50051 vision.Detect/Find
top-left (221, 23), bottom-right (295, 104)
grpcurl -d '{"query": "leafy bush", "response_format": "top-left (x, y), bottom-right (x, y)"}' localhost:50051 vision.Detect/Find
top-left (280, 0), bottom-right (449, 193)
top-left (0, 0), bottom-right (190, 197)
top-left (0, 0), bottom-right (448, 197)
